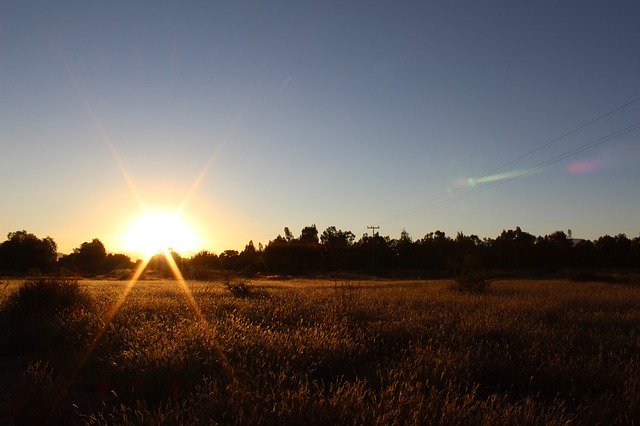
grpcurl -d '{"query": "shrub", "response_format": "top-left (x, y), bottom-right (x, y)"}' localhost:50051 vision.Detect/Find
top-left (223, 277), bottom-right (253, 298)
top-left (4, 278), bottom-right (90, 315)
top-left (0, 278), bottom-right (93, 354)
top-left (106, 268), bottom-right (134, 280)
top-left (449, 255), bottom-right (492, 293)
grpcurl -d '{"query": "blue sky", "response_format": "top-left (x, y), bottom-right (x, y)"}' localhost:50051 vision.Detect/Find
top-left (1, 1), bottom-right (639, 255)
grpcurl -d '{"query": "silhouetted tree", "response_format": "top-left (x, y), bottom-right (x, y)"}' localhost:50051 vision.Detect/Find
top-left (0, 231), bottom-right (57, 274)
top-left (76, 238), bottom-right (107, 274)
top-left (296, 225), bottom-right (321, 270)
top-left (146, 250), bottom-right (183, 277)
top-left (570, 239), bottom-right (596, 267)
top-left (354, 232), bottom-right (394, 271)
top-left (59, 238), bottom-right (132, 276)
top-left (532, 231), bottom-right (572, 268)
top-left (299, 225), bottom-right (319, 245)
top-left (187, 250), bottom-right (221, 279)
top-left (263, 235), bottom-right (296, 273)
top-left (206, 227), bottom-right (639, 274)
top-left (391, 229), bottom-right (418, 269)
top-left (320, 226), bottom-right (355, 249)
top-left (242, 240), bottom-right (256, 256)
top-left (453, 232), bottom-right (484, 262)
top-left (284, 227), bottom-right (294, 242)
top-left (594, 234), bottom-right (631, 267)
top-left (263, 225), bottom-right (323, 273)
top-left (104, 253), bottom-right (134, 272)
top-left (220, 250), bottom-right (241, 270)
top-left (631, 236), bottom-right (640, 268)
top-left (190, 250), bottom-right (221, 269)
top-left (489, 227), bottom-right (536, 268)
top-left (414, 230), bottom-right (454, 270)
top-left (320, 226), bottom-right (357, 270)
top-left (239, 240), bottom-right (262, 273)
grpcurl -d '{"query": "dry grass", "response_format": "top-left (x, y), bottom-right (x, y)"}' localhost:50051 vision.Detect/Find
top-left (1, 277), bottom-right (639, 424)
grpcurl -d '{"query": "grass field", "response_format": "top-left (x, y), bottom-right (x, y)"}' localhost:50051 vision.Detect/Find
top-left (1, 276), bottom-right (639, 424)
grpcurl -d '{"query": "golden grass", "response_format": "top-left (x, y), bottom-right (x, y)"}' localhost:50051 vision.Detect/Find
top-left (1, 277), bottom-right (639, 424)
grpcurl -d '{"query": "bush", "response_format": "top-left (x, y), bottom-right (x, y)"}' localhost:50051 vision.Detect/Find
top-left (224, 278), bottom-right (253, 298)
top-left (449, 255), bottom-right (492, 293)
top-left (4, 278), bottom-right (90, 315)
top-left (0, 278), bottom-right (93, 354)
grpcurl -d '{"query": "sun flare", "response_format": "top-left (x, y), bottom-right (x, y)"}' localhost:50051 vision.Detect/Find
top-left (122, 210), bottom-right (200, 258)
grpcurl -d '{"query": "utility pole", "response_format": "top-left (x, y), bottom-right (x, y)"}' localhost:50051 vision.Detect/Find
top-left (367, 225), bottom-right (380, 270)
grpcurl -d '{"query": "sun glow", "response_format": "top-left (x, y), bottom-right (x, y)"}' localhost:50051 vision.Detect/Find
top-left (122, 210), bottom-right (200, 258)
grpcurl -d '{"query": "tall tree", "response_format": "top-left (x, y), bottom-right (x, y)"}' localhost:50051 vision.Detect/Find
top-left (76, 238), bottom-right (107, 274)
top-left (320, 226), bottom-right (355, 249)
top-left (0, 230), bottom-right (57, 273)
top-left (299, 224), bottom-right (319, 245)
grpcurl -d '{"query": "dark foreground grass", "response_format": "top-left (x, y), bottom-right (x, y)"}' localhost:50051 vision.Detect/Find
top-left (1, 277), bottom-right (639, 424)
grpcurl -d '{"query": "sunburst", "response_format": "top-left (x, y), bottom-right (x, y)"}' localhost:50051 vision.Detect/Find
top-left (122, 210), bottom-right (201, 258)
top-left (55, 98), bottom-right (238, 407)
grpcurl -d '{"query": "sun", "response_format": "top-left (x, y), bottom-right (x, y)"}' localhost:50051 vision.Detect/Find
top-left (121, 210), bottom-right (200, 258)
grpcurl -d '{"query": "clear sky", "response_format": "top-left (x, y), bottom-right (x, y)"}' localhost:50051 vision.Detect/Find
top-left (1, 1), bottom-right (639, 256)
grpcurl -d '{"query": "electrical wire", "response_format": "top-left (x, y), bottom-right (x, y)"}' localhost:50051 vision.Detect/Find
top-left (375, 95), bottom-right (640, 225)
top-left (377, 119), bottom-right (640, 225)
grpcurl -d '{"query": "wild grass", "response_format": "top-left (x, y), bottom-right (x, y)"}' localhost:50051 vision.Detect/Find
top-left (1, 277), bottom-right (639, 424)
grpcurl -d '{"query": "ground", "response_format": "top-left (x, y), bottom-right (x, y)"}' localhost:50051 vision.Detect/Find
top-left (1, 276), bottom-right (639, 424)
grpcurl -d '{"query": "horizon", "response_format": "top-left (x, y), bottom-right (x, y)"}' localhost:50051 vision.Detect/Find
top-left (38, 224), bottom-right (628, 261)
top-left (2, 2), bottom-right (639, 255)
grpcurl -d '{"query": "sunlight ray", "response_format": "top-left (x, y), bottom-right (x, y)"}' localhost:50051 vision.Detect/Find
top-left (177, 112), bottom-right (243, 215)
top-left (58, 57), bottom-right (240, 395)
top-left (77, 92), bottom-right (147, 211)
top-left (163, 249), bottom-right (235, 381)
top-left (54, 256), bottom-right (151, 410)
top-left (163, 248), bottom-right (206, 322)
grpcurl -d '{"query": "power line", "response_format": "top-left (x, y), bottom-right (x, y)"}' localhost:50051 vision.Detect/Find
top-left (386, 121), bottom-right (640, 221)
top-left (376, 95), bottom-right (640, 226)
top-left (377, 119), bottom-right (640, 224)
top-left (482, 95), bottom-right (640, 177)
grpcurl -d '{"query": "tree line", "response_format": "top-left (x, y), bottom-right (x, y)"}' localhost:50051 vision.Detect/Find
top-left (1, 225), bottom-right (639, 277)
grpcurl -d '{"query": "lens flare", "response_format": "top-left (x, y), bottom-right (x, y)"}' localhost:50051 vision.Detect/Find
top-left (566, 159), bottom-right (600, 174)
top-left (453, 168), bottom-right (531, 189)
top-left (52, 78), bottom-right (238, 412)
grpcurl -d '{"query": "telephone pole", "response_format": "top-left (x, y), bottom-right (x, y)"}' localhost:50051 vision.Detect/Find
top-left (367, 225), bottom-right (380, 270)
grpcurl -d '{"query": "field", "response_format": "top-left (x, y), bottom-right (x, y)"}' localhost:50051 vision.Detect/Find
top-left (1, 277), bottom-right (640, 424)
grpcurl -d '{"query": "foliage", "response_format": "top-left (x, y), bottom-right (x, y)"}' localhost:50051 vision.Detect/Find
top-left (198, 223), bottom-right (640, 276)
top-left (223, 277), bottom-right (254, 298)
top-left (59, 238), bottom-right (133, 276)
top-left (263, 226), bottom-right (323, 273)
top-left (4, 278), bottom-right (90, 316)
top-left (0, 278), bottom-right (94, 354)
top-left (320, 226), bottom-right (355, 248)
top-left (449, 254), bottom-right (492, 293)
top-left (4, 226), bottom-right (633, 278)
top-left (0, 230), bottom-right (57, 273)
